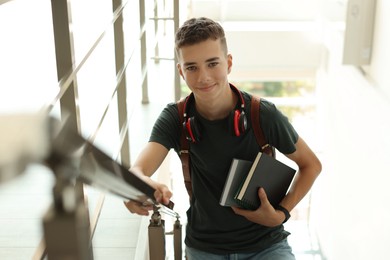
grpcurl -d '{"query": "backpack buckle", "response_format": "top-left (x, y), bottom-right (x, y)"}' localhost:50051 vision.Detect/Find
top-left (179, 150), bottom-right (189, 155)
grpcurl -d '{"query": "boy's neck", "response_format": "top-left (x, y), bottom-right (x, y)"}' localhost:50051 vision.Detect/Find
top-left (195, 86), bottom-right (237, 121)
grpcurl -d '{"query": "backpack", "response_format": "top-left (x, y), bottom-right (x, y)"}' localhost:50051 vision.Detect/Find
top-left (176, 95), bottom-right (275, 200)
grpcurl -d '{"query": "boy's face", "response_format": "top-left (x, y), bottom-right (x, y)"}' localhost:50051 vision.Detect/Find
top-left (177, 39), bottom-right (232, 100)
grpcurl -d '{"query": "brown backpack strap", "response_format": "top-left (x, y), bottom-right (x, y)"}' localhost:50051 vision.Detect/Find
top-left (250, 96), bottom-right (275, 157)
top-left (176, 98), bottom-right (193, 200)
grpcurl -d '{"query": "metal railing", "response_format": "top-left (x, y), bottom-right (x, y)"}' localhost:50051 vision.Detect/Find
top-left (20, 0), bottom-right (181, 259)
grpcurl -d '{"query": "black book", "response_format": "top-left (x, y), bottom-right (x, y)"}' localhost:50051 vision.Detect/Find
top-left (234, 152), bottom-right (296, 210)
top-left (219, 158), bottom-right (253, 207)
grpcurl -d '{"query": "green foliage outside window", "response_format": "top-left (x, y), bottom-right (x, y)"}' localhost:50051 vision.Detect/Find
top-left (232, 80), bottom-right (315, 98)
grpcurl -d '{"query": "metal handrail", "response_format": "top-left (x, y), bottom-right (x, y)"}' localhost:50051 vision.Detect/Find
top-left (42, 0), bottom-right (129, 114)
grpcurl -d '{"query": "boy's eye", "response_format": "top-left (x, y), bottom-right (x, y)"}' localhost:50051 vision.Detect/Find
top-left (208, 62), bottom-right (219, 67)
top-left (185, 66), bottom-right (197, 71)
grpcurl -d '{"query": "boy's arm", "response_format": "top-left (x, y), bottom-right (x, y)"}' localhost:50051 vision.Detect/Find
top-left (124, 142), bottom-right (172, 216)
top-left (131, 141), bottom-right (170, 177)
top-left (281, 136), bottom-right (322, 212)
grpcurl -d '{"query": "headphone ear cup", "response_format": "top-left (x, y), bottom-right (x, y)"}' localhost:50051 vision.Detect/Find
top-left (231, 110), bottom-right (248, 136)
top-left (238, 111), bottom-right (248, 133)
top-left (184, 117), bottom-right (201, 143)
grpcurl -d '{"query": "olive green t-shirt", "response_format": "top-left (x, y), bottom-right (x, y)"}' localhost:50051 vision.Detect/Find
top-left (149, 90), bottom-right (298, 254)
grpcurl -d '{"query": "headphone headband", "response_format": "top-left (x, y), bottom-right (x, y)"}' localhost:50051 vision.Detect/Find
top-left (182, 93), bottom-right (194, 121)
top-left (230, 84), bottom-right (245, 109)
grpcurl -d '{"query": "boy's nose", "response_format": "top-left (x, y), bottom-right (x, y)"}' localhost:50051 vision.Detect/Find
top-left (197, 68), bottom-right (210, 84)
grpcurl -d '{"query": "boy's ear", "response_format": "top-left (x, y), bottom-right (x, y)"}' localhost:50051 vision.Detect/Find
top-left (227, 54), bottom-right (233, 74)
top-left (177, 63), bottom-right (185, 80)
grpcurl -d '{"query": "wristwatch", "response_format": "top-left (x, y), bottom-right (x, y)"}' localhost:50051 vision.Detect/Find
top-left (276, 205), bottom-right (291, 223)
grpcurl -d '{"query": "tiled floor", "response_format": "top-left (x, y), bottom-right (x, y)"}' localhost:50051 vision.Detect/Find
top-left (0, 165), bottom-right (54, 260)
top-left (86, 188), bottom-right (144, 260)
top-left (0, 165), bottom-right (145, 260)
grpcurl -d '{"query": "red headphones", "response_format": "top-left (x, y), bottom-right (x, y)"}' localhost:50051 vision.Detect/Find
top-left (182, 84), bottom-right (248, 143)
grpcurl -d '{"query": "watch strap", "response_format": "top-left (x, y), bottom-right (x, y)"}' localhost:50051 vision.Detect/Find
top-left (276, 205), bottom-right (291, 223)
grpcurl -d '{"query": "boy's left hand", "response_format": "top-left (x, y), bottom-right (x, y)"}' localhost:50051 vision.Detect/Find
top-left (231, 187), bottom-right (285, 227)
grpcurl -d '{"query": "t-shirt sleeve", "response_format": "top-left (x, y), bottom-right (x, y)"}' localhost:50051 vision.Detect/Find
top-left (259, 99), bottom-right (299, 154)
top-left (149, 103), bottom-right (181, 153)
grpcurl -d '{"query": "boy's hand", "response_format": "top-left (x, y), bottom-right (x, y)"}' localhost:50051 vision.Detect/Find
top-left (231, 188), bottom-right (285, 227)
top-left (153, 182), bottom-right (173, 206)
top-left (124, 199), bottom-right (154, 216)
top-left (124, 176), bottom-right (172, 216)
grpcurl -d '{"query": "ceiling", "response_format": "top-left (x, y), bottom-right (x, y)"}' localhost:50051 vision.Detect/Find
top-left (187, 0), bottom-right (349, 79)
top-left (188, 0), bottom-right (348, 22)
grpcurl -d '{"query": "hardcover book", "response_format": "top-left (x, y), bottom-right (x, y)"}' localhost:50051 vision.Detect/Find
top-left (234, 152), bottom-right (296, 210)
top-left (219, 158), bottom-right (253, 207)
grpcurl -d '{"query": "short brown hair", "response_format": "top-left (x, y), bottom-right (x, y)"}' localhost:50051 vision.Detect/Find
top-left (175, 17), bottom-right (227, 56)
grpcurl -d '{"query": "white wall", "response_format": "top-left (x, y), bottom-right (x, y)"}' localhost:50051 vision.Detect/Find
top-left (363, 0), bottom-right (390, 99)
top-left (314, 0), bottom-right (390, 259)
top-left (226, 29), bottom-right (323, 79)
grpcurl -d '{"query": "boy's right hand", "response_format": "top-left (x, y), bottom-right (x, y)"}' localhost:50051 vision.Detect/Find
top-left (124, 199), bottom-right (154, 216)
top-left (124, 176), bottom-right (172, 216)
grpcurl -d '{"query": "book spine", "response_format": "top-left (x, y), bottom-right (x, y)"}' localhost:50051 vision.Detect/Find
top-left (236, 153), bottom-right (262, 200)
top-left (219, 159), bottom-right (238, 206)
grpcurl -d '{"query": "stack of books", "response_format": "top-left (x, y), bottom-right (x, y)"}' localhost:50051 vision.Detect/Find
top-left (219, 152), bottom-right (296, 210)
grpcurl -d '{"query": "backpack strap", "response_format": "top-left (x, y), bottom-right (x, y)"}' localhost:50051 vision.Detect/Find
top-left (250, 96), bottom-right (275, 157)
top-left (177, 98), bottom-right (193, 199)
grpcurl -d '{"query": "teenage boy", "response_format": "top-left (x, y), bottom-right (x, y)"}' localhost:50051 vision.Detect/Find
top-left (125, 17), bottom-right (322, 259)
